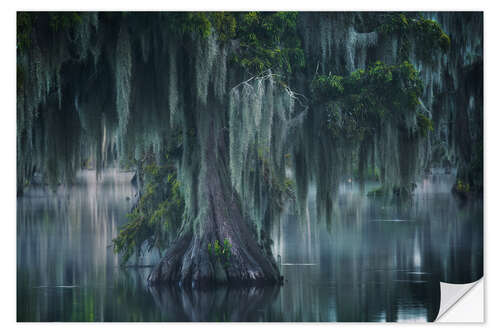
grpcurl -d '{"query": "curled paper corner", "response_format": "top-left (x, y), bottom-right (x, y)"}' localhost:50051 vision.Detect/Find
top-left (436, 278), bottom-right (484, 322)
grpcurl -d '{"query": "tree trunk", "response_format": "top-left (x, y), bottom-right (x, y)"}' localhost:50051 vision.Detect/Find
top-left (148, 100), bottom-right (281, 288)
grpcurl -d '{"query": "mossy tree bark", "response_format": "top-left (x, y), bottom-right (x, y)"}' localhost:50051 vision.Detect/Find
top-left (148, 60), bottom-right (281, 287)
top-left (148, 115), bottom-right (281, 287)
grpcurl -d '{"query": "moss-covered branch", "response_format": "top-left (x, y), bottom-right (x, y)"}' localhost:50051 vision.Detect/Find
top-left (113, 156), bottom-right (185, 265)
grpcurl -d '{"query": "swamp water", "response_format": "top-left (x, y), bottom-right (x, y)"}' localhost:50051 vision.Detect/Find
top-left (17, 170), bottom-right (482, 321)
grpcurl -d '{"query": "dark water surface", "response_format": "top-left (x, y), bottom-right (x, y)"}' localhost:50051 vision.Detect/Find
top-left (17, 170), bottom-right (483, 322)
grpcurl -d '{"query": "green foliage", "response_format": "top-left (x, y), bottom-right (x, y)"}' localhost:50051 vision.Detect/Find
top-left (163, 12), bottom-right (237, 41)
top-left (257, 149), bottom-right (295, 209)
top-left (17, 12), bottom-right (34, 52)
top-left (163, 12), bottom-right (304, 76)
top-left (311, 61), bottom-right (428, 140)
top-left (310, 75), bottom-right (344, 100)
top-left (412, 16), bottom-right (451, 51)
top-left (113, 158), bottom-right (185, 265)
top-left (283, 178), bottom-right (295, 197)
top-left (377, 13), bottom-right (412, 35)
top-left (26, 11), bottom-right (299, 80)
top-left (17, 12), bottom-right (83, 53)
top-left (417, 112), bottom-right (433, 135)
top-left (378, 13), bottom-right (450, 63)
top-left (208, 238), bottom-right (232, 268)
top-left (455, 179), bottom-right (471, 193)
top-left (231, 12), bottom-right (305, 76)
top-left (210, 12), bottom-right (237, 42)
top-left (165, 12), bottom-right (213, 38)
top-left (49, 12), bottom-right (82, 32)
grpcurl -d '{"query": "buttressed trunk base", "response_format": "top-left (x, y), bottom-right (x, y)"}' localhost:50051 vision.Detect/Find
top-left (148, 109), bottom-right (281, 288)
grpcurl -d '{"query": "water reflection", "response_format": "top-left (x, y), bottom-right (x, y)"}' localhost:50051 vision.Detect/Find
top-left (17, 170), bottom-right (482, 321)
top-left (271, 174), bottom-right (482, 322)
top-left (150, 285), bottom-right (280, 321)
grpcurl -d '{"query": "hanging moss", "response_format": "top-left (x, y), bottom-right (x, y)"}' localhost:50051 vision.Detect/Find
top-left (229, 74), bottom-right (300, 243)
top-left (303, 59), bottom-right (434, 206)
top-left (16, 65), bottom-right (24, 92)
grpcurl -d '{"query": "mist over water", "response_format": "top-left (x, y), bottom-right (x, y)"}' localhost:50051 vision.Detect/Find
top-left (17, 170), bottom-right (482, 322)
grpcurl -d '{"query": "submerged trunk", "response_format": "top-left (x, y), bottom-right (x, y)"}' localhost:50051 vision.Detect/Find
top-left (148, 98), bottom-right (281, 287)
